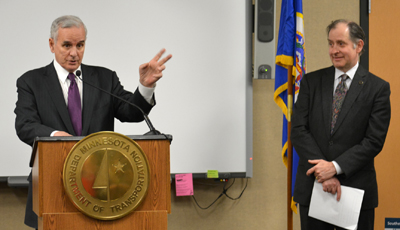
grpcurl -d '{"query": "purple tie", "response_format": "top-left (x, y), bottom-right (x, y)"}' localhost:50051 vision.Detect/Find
top-left (331, 74), bottom-right (349, 134)
top-left (68, 73), bottom-right (82, 136)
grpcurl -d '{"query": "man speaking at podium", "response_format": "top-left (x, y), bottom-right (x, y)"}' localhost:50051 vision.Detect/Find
top-left (14, 15), bottom-right (172, 229)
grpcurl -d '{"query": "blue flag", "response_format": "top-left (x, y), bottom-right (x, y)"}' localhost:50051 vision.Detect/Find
top-left (274, 0), bottom-right (306, 214)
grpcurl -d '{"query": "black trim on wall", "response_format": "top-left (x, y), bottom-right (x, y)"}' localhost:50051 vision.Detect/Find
top-left (360, 0), bottom-right (369, 71)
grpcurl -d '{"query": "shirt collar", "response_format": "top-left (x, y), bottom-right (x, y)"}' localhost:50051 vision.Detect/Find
top-left (53, 59), bottom-right (82, 83)
top-left (334, 62), bottom-right (359, 81)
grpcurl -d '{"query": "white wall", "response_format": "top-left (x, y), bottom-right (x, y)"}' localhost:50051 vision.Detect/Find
top-left (0, 0), bottom-right (252, 177)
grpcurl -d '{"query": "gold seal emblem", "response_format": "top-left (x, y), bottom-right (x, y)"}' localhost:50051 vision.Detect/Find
top-left (63, 132), bottom-right (150, 220)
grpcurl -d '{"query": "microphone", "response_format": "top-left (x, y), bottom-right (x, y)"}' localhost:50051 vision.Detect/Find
top-left (75, 70), bottom-right (161, 135)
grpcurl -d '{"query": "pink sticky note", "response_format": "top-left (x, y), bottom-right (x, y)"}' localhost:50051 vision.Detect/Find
top-left (175, 173), bottom-right (194, 196)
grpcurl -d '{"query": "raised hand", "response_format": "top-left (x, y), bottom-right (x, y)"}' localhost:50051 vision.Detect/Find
top-left (139, 48), bottom-right (172, 88)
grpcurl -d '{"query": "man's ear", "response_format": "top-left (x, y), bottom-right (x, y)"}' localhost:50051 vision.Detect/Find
top-left (49, 38), bottom-right (55, 53)
top-left (356, 39), bottom-right (364, 55)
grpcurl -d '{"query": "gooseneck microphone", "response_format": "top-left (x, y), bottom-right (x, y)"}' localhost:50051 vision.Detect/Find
top-left (75, 70), bottom-right (161, 135)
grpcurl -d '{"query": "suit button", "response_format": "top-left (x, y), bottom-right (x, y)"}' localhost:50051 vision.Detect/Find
top-left (329, 141), bottom-right (333, 146)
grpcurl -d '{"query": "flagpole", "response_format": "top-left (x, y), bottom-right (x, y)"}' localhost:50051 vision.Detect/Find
top-left (287, 65), bottom-right (294, 230)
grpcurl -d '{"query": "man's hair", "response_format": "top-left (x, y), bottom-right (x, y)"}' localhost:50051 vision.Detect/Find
top-left (50, 15), bottom-right (87, 43)
top-left (326, 19), bottom-right (365, 56)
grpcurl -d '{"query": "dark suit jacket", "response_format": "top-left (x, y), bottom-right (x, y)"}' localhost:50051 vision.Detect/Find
top-left (291, 65), bottom-right (391, 210)
top-left (15, 62), bottom-right (154, 146)
top-left (15, 62), bottom-right (154, 228)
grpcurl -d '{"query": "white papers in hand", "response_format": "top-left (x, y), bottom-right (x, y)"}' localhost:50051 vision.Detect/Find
top-left (309, 180), bottom-right (364, 230)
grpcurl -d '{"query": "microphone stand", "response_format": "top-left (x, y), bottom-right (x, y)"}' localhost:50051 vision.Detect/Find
top-left (76, 71), bottom-right (161, 135)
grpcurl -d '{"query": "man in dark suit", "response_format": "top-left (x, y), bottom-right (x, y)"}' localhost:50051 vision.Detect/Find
top-left (291, 19), bottom-right (391, 230)
top-left (14, 15), bottom-right (172, 229)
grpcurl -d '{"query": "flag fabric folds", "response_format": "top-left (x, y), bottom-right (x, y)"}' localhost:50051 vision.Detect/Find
top-left (274, 0), bottom-right (306, 214)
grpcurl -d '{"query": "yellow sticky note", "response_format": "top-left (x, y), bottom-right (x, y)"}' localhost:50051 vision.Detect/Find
top-left (207, 170), bottom-right (219, 178)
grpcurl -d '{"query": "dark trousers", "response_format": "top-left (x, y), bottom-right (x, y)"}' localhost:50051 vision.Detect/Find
top-left (300, 205), bottom-right (375, 230)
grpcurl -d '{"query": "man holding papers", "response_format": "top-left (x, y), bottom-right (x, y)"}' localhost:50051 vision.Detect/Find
top-left (291, 19), bottom-right (391, 230)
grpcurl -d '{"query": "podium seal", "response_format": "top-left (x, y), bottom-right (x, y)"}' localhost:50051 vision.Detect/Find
top-left (63, 132), bottom-right (150, 220)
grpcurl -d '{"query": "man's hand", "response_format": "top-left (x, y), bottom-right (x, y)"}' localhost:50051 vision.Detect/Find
top-left (322, 177), bottom-right (342, 201)
top-left (53, 131), bottom-right (72, 136)
top-left (306, 159), bottom-right (337, 183)
top-left (139, 48), bottom-right (172, 88)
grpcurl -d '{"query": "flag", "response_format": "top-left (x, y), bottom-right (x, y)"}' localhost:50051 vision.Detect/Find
top-left (274, 0), bottom-right (306, 214)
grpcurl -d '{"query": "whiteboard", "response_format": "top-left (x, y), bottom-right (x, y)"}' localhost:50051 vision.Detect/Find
top-left (0, 0), bottom-right (252, 177)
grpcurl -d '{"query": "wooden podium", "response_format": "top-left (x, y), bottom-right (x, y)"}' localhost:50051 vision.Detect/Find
top-left (30, 135), bottom-right (171, 230)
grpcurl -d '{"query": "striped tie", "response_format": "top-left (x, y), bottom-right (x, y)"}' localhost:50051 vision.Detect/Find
top-left (331, 74), bottom-right (349, 134)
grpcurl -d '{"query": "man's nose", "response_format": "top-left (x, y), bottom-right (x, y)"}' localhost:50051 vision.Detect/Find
top-left (331, 45), bottom-right (339, 54)
top-left (70, 47), bottom-right (77, 57)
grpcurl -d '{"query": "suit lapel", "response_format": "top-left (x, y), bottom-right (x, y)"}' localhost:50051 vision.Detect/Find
top-left (321, 66), bottom-right (335, 138)
top-left (43, 63), bottom-right (76, 135)
top-left (331, 65), bottom-right (367, 135)
top-left (81, 64), bottom-right (97, 135)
